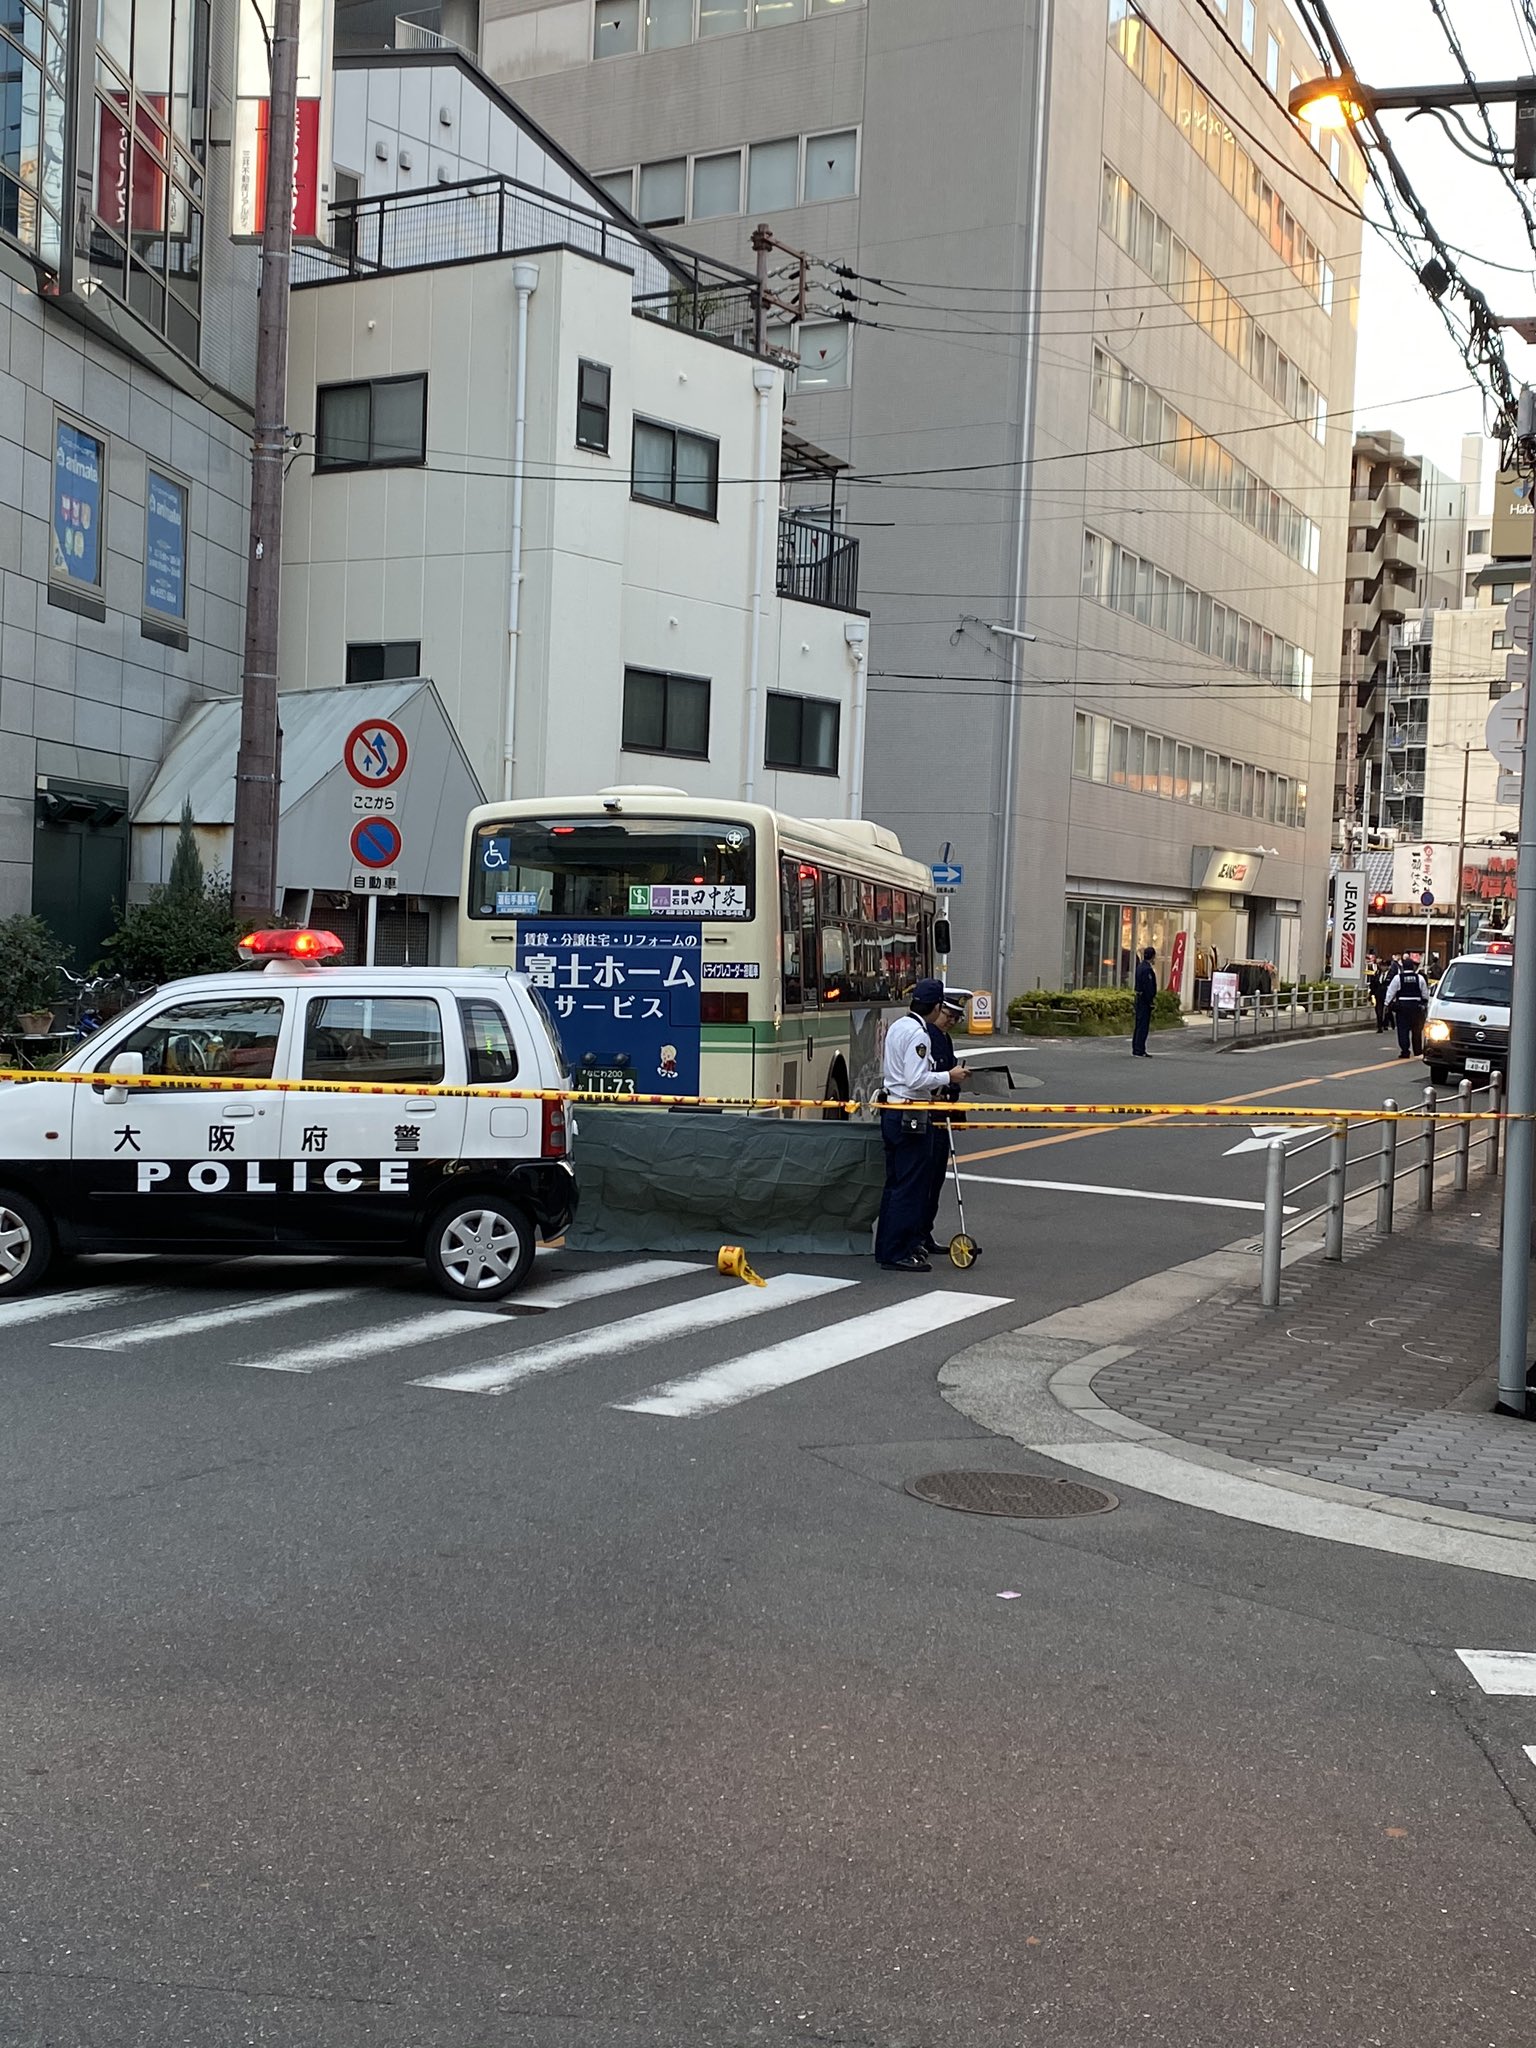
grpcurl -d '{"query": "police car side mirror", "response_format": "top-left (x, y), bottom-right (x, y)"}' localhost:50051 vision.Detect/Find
top-left (934, 918), bottom-right (952, 956)
top-left (102, 1051), bottom-right (145, 1104)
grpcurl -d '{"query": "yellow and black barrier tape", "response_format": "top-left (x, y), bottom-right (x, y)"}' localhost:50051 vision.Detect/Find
top-left (0, 1067), bottom-right (1516, 1123)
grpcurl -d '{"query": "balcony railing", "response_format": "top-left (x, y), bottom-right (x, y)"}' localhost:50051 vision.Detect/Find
top-left (1387, 722), bottom-right (1427, 749)
top-left (776, 513), bottom-right (861, 612)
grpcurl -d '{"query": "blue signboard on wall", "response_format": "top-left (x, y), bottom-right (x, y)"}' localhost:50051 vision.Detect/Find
top-left (52, 418), bottom-right (103, 588)
top-left (143, 470), bottom-right (187, 621)
top-left (515, 919), bottom-right (702, 1096)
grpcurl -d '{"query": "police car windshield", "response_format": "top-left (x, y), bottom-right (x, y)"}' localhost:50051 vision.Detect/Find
top-left (469, 818), bottom-right (755, 921)
top-left (1436, 959), bottom-right (1512, 1005)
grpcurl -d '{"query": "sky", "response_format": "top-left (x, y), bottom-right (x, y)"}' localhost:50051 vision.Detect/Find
top-left (1326, 0), bottom-right (1536, 504)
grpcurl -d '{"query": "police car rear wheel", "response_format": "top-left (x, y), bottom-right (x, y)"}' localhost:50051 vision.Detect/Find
top-left (426, 1196), bottom-right (535, 1300)
top-left (0, 1190), bottom-right (51, 1296)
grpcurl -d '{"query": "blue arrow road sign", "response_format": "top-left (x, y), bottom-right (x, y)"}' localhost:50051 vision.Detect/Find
top-left (1420, 889), bottom-right (1435, 908)
top-left (931, 862), bottom-right (964, 888)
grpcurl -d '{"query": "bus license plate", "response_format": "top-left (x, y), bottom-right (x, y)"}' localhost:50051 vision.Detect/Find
top-left (582, 1069), bottom-right (637, 1095)
top-left (1466, 1057), bottom-right (1492, 1074)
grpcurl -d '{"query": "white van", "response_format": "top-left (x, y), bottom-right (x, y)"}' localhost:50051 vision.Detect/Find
top-left (0, 930), bottom-right (576, 1299)
top-left (1423, 950), bottom-right (1512, 1085)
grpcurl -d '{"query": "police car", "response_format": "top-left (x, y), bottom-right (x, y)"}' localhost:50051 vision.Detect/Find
top-left (0, 929), bottom-right (576, 1300)
top-left (1422, 948), bottom-right (1511, 1086)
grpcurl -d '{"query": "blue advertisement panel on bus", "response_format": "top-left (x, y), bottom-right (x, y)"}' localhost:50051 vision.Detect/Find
top-left (514, 920), bottom-right (702, 1096)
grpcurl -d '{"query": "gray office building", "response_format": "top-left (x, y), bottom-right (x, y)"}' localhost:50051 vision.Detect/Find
top-left (455, 0), bottom-right (1362, 1000)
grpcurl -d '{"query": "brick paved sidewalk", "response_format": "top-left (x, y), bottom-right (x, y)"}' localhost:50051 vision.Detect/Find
top-left (1092, 1203), bottom-right (1536, 1523)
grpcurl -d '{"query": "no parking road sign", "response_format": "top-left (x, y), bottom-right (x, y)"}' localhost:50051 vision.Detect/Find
top-left (344, 717), bottom-right (409, 788)
top-left (350, 816), bottom-right (402, 870)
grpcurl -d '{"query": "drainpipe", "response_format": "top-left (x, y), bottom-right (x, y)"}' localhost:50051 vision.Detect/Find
top-left (502, 260), bottom-right (539, 802)
top-left (743, 363), bottom-right (777, 803)
top-left (844, 618), bottom-right (868, 818)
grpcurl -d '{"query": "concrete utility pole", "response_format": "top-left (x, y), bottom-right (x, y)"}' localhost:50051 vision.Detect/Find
top-left (231, 0), bottom-right (303, 918)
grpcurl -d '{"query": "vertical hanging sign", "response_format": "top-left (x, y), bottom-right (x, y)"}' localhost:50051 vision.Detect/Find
top-left (1330, 869), bottom-right (1367, 983)
top-left (232, 0), bottom-right (333, 241)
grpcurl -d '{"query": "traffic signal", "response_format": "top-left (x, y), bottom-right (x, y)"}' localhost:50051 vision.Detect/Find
top-left (1370, 893), bottom-right (1389, 914)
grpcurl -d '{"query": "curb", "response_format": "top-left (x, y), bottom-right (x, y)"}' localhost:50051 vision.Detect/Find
top-left (938, 1217), bottom-right (1536, 1580)
top-left (1213, 1021), bottom-right (1376, 1052)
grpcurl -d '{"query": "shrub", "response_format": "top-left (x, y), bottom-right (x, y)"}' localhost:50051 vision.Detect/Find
top-left (0, 912), bottom-right (70, 1029)
top-left (1007, 986), bottom-right (1182, 1037)
top-left (97, 879), bottom-right (247, 985)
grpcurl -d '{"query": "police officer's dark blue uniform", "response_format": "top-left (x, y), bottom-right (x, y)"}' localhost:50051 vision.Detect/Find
top-left (918, 989), bottom-right (968, 1254)
top-left (875, 978), bottom-right (967, 1272)
top-left (1131, 946), bottom-right (1157, 1057)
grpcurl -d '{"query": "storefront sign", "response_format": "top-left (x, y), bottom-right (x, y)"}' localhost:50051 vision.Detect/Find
top-left (1198, 849), bottom-right (1260, 892)
top-left (1329, 868), bottom-right (1366, 982)
top-left (1212, 971), bottom-right (1239, 1015)
top-left (1168, 929), bottom-right (1188, 998)
top-left (143, 470), bottom-right (187, 621)
top-left (515, 920), bottom-right (702, 1096)
top-left (51, 418), bottom-right (103, 589)
top-left (232, 0), bottom-right (331, 239)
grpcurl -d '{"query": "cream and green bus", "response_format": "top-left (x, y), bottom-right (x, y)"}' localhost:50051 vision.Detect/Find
top-left (459, 788), bottom-right (941, 1113)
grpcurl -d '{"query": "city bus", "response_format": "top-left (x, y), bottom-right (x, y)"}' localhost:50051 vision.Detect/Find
top-left (458, 788), bottom-right (942, 1113)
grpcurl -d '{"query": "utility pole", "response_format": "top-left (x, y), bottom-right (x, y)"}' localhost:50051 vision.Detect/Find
top-left (1451, 742), bottom-right (1472, 953)
top-left (230, 0), bottom-right (303, 918)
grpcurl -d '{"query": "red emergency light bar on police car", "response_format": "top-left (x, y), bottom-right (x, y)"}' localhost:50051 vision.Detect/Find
top-left (237, 928), bottom-right (347, 965)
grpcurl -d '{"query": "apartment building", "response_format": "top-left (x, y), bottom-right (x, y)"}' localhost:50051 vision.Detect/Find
top-left (0, 0), bottom-right (259, 963)
top-left (452, 0), bottom-right (1363, 997)
top-left (1337, 430), bottom-right (1464, 847)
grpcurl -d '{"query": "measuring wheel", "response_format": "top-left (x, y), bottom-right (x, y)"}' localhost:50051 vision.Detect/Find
top-left (948, 1232), bottom-right (980, 1269)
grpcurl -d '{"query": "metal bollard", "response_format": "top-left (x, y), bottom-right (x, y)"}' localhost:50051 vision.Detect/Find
top-left (1261, 1137), bottom-right (1286, 1308)
top-left (1418, 1084), bottom-right (1437, 1211)
top-left (1454, 1078), bottom-right (1472, 1193)
top-left (1489, 1070), bottom-right (1504, 1177)
top-left (1377, 1100), bottom-right (1397, 1235)
top-left (1324, 1117), bottom-right (1348, 1261)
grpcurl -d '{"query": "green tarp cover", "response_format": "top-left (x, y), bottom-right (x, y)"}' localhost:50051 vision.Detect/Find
top-left (565, 1108), bottom-right (885, 1255)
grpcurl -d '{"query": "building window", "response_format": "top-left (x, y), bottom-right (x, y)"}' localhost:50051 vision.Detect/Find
top-left (794, 319), bottom-right (850, 390)
top-left (1493, 629), bottom-right (1512, 651)
top-left (143, 468), bottom-right (188, 629)
top-left (596, 167), bottom-right (635, 210)
top-left (594, 0), bottom-right (641, 56)
top-left (1241, 0), bottom-right (1255, 50)
top-left (345, 641), bottom-right (422, 685)
top-left (748, 136), bottom-right (800, 211)
top-left (803, 128), bottom-right (857, 201)
top-left (1469, 527), bottom-right (1490, 553)
top-left (50, 415), bottom-right (106, 597)
top-left (637, 156), bottom-right (686, 224)
top-left (316, 376), bottom-right (427, 471)
top-left (1265, 31), bottom-right (1280, 90)
top-left (754, 0), bottom-right (803, 20)
top-left (698, 0), bottom-right (748, 30)
top-left (692, 148), bottom-right (742, 218)
top-left (576, 359), bottom-right (611, 452)
top-left (646, 0), bottom-right (694, 45)
top-left (622, 666), bottom-right (710, 757)
top-left (632, 417), bottom-right (719, 516)
top-left (765, 692), bottom-right (839, 773)
top-left (1493, 581), bottom-right (1517, 604)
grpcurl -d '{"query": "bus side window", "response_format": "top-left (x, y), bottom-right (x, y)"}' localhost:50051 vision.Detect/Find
top-left (780, 857), bottom-right (802, 1007)
top-left (799, 865), bottom-right (820, 1009)
top-left (821, 920), bottom-right (848, 1001)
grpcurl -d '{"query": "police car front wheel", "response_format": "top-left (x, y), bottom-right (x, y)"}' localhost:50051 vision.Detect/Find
top-left (0, 1190), bottom-right (52, 1296)
top-left (425, 1195), bottom-right (536, 1300)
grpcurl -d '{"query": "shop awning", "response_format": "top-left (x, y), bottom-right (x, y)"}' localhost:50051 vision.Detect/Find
top-left (134, 680), bottom-right (485, 898)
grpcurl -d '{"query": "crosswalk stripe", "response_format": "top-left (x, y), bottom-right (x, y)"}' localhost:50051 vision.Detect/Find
top-left (243, 1307), bottom-right (509, 1374)
top-left (615, 1290), bottom-right (1013, 1418)
top-left (522, 1259), bottom-right (704, 1308)
top-left (53, 1288), bottom-right (366, 1352)
top-left (414, 1274), bottom-right (854, 1396)
top-left (1455, 1649), bottom-right (1536, 1695)
top-left (0, 1286), bottom-right (146, 1329)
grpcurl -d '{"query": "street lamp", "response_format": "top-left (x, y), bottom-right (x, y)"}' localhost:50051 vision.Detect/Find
top-left (1289, 70), bottom-right (1536, 178)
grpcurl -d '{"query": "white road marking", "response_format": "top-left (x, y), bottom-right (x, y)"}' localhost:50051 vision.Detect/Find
top-left (522, 1259), bottom-right (704, 1307)
top-left (616, 1290), bottom-right (1013, 1418)
top-left (1525, 1746), bottom-right (1536, 1770)
top-left (243, 1307), bottom-right (509, 1374)
top-left (0, 1286), bottom-right (145, 1329)
top-left (1455, 1649), bottom-right (1536, 1695)
top-left (1223, 1124), bottom-right (1326, 1157)
top-left (957, 1173), bottom-right (1295, 1215)
top-left (54, 1288), bottom-right (365, 1352)
top-left (415, 1274), bottom-right (854, 1395)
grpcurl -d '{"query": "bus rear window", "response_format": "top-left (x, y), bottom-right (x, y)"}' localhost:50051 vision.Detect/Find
top-left (469, 816), bottom-right (755, 920)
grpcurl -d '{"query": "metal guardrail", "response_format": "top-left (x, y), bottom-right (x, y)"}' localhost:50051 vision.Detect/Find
top-left (1211, 984), bottom-right (1375, 1044)
top-left (1259, 1072), bottom-right (1503, 1307)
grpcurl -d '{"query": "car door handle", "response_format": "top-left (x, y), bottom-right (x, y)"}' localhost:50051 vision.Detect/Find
top-left (405, 1099), bottom-right (437, 1114)
top-left (221, 1105), bottom-right (257, 1120)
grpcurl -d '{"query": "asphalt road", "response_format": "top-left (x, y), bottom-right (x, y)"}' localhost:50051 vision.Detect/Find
top-left (3, 1023), bottom-right (1534, 2048)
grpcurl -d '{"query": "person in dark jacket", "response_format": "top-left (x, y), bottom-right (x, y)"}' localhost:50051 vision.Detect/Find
top-left (918, 987), bottom-right (969, 1255)
top-left (1368, 955), bottom-right (1394, 1032)
top-left (1131, 946), bottom-right (1157, 1056)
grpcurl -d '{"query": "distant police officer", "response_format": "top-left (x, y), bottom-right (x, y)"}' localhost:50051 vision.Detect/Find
top-left (918, 987), bottom-right (970, 1256)
top-left (875, 977), bottom-right (968, 1273)
top-left (1383, 952), bottom-right (1428, 1059)
top-left (1131, 946), bottom-right (1157, 1057)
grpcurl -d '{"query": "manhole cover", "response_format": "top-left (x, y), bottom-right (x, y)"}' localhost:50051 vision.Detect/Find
top-left (905, 1471), bottom-right (1118, 1518)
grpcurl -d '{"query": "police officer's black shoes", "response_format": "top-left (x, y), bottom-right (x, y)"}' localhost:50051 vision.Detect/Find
top-left (880, 1256), bottom-right (932, 1273)
top-left (920, 1237), bottom-right (945, 1255)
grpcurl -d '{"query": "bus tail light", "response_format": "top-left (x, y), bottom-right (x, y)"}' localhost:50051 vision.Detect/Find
top-left (700, 991), bottom-right (749, 1024)
top-left (541, 1095), bottom-right (569, 1156)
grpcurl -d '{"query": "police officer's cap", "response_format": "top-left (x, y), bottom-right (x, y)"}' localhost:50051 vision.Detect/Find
top-left (941, 987), bottom-right (970, 1014)
top-left (910, 976), bottom-right (946, 1011)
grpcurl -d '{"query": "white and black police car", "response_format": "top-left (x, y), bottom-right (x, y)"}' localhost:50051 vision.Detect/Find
top-left (0, 928), bottom-right (576, 1301)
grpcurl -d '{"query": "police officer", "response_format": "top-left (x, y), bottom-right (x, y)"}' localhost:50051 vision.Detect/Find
top-left (1131, 946), bottom-right (1157, 1057)
top-left (875, 977), bottom-right (968, 1273)
top-left (918, 987), bottom-right (970, 1256)
top-left (1383, 952), bottom-right (1428, 1059)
